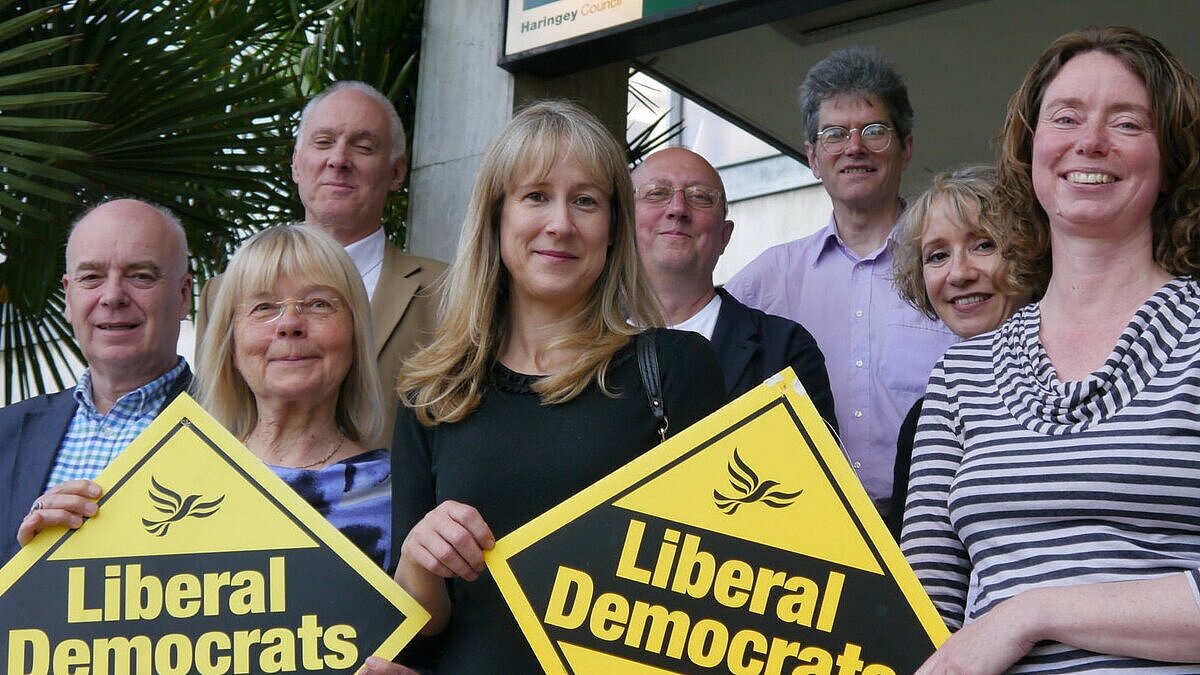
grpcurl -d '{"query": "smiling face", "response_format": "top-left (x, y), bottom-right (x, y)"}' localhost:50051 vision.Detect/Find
top-left (633, 148), bottom-right (733, 284)
top-left (1032, 50), bottom-right (1163, 242)
top-left (291, 88), bottom-right (406, 242)
top-left (233, 276), bottom-right (354, 411)
top-left (499, 150), bottom-right (612, 318)
top-left (806, 93), bottom-right (912, 214)
top-left (63, 200), bottom-right (191, 389)
top-left (920, 197), bottom-right (1020, 338)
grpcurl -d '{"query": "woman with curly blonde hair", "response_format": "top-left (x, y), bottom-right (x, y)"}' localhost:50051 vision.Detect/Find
top-left (390, 100), bottom-right (725, 671)
top-left (887, 164), bottom-right (1033, 538)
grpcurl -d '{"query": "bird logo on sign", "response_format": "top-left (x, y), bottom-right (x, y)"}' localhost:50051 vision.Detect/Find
top-left (142, 477), bottom-right (225, 536)
top-left (713, 448), bottom-right (802, 515)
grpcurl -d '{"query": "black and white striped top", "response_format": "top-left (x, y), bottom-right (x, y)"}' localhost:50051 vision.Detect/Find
top-left (902, 276), bottom-right (1200, 672)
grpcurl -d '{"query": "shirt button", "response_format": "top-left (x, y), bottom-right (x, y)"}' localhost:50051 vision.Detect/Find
top-left (853, 461), bottom-right (862, 469)
top-left (855, 310), bottom-right (864, 318)
top-left (855, 359), bottom-right (864, 367)
top-left (854, 410), bottom-right (863, 418)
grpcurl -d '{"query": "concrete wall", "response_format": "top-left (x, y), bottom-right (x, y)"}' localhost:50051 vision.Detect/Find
top-left (716, 183), bottom-right (831, 285)
top-left (407, 1), bottom-right (627, 264)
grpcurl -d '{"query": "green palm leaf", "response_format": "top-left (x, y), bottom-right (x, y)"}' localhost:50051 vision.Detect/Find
top-left (0, 0), bottom-right (426, 403)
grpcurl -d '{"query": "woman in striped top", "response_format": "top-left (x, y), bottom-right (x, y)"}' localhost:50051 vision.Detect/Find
top-left (902, 27), bottom-right (1200, 673)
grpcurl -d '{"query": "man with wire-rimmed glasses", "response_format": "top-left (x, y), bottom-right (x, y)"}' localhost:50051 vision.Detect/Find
top-left (725, 46), bottom-right (956, 523)
top-left (632, 147), bottom-right (838, 431)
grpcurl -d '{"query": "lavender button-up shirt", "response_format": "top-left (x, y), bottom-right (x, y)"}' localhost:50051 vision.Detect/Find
top-left (725, 217), bottom-right (957, 516)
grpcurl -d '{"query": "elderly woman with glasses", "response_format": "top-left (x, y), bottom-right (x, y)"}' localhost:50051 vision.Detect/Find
top-left (196, 224), bottom-right (395, 572)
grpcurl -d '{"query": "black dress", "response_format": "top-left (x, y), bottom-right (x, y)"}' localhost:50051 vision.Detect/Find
top-left (391, 328), bottom-right (727, 672)
top-left (887, 397), bottom-right (923, 540)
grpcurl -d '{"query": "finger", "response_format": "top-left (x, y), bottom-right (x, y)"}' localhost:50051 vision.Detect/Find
top-left (46, 479), bottom-right (102, 500)
top-left (444, 503), bottom-right (496, 551)
top-left (35, 493), bottom-right (99, 519)
top-left (407, 528), bottom-right (483, 580)
top-left (357, 656), bottom-right (417, 674)
top-left (16, 512), bottom-right (44, 546)
top-left (16, 508), bottom-right (87, 546)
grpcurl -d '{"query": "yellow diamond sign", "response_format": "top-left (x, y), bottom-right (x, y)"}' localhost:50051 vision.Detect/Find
top-left (487, 369), bottom-right (948, 674)
top-left (0, 394), bottom-right (427, 674)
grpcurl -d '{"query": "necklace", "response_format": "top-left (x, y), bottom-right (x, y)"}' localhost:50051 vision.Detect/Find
top-left (297, 434), bottom-right (345, 469)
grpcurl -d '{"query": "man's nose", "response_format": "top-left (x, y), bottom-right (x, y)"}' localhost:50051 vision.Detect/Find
top-left (98, 275), bottom-right (129, 307)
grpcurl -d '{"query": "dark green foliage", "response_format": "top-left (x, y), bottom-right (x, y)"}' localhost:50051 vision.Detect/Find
top-left (0, 0), bottom-right (423, 402)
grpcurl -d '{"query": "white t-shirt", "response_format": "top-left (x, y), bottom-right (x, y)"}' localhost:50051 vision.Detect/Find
top-left (668, 293), bottom-right (722, 341)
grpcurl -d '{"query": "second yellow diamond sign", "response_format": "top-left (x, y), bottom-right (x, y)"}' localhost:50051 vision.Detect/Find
top-left (487, 369), bottom-right (948, 674)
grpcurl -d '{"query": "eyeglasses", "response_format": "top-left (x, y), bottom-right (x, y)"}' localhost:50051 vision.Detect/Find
top-left (241, 296), bottom-right (340, 324)
top-left (634, 183), bottom-right (723, 210)
top-left (815, 123), bottom-right (894, 155)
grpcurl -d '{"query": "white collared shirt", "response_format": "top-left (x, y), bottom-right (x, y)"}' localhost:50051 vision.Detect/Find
top-left (343, 227), bottom-right (386, 300)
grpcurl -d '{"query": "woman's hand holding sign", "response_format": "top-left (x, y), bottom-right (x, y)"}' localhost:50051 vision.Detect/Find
top-left (17, 479), bottom-right (102, 546)
top-left (396, 499), bottom-right (495, 633)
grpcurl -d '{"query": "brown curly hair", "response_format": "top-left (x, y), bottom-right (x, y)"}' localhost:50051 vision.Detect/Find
top-left (996, 26), bottom-right (1200, 292)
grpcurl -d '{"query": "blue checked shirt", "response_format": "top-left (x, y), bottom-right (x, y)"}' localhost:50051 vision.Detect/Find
top-left (45, 358), bottom-right (189, 490)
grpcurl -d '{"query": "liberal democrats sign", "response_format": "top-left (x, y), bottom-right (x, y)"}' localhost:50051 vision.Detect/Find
top-left (487, 370), bottom-right (948, 674)
top-left (0, 395), bottom-right (427, 675)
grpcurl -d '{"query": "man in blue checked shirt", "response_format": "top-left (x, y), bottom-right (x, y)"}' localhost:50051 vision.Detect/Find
top-left (0, 198), bottom-right (193, 563)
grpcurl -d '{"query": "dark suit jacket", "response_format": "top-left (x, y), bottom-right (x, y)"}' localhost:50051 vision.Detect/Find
top-left (0, 365), bottom-right (192, 563)
top-left (711, 287), bottom-right (839, 432)
top-left (197, 241), bottom-right (446, 450)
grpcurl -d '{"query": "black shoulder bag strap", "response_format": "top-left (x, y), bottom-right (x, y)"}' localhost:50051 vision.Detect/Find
top-left (636, 331), bottom-right (668, 442)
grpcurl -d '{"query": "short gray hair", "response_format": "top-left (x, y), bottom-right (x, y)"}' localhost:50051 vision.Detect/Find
top-left (799, 46), bottom-right (913, 146)
top-left (295, 81), bottom-right (407, 163)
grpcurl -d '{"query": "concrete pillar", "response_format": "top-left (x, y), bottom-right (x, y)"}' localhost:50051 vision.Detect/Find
top-left (407, 1), bottom-right (627, 263)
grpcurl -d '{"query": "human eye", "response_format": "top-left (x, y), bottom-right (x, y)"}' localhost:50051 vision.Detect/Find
top-left (922, 249), bottom-right (949, 266)
top-left (520, 190), bottom-right (548, 203)
top-left (573, 192), bottom-right (604, 209)
top-left (1113, 115), bottom-right (1150, 134)
top-left (685, 187), bottom-right (717, 209)
top-left (862, 124), bottom-right (889, 139)
top-left (973, 238), bottom-right (998, 254)
top-left (312, 136), bottom-right (334, 148)
top-left (639, 184), bottom-right (672, 202)
top-left (820, 127), bottom-right (849, 142)
top-left (127, 270), bottom-right (159, 285)
top-left (1046, 109), bottom-right (1079, 128)
top-left (247, 301), bottom-right (279, 319)
top-left (354, 141), bottom-right (377, 153)
top-left (305, 297), bottom-right (337, 314)
top-left (76, 272), bottom-right (103, 287)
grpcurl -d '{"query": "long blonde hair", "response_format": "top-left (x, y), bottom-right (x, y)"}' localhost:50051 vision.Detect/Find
top-left (399, 100), bottom-right (662, 426)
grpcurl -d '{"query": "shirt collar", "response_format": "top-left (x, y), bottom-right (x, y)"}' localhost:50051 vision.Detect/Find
top-left (812, 216), bottom-right (844, 266)
top-left (815, 201), bottom-right (908, 266)
top-left (74, 356), bottom-right (188, 417)
top-left (342, 227), bottom-right (386, 282)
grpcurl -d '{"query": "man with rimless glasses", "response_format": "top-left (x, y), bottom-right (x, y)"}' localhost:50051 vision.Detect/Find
top-left (725, 47), bottom-right (956, 521)
top-left (631, 148), bottom-right (837, 429)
